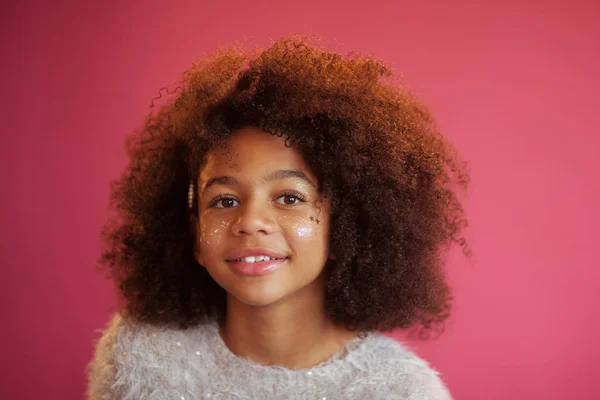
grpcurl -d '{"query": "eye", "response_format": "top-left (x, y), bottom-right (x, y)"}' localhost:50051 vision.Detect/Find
top-left (210, 196), bottom-right (240, 209)
top-left (275, 191), bottom-right (306, 206)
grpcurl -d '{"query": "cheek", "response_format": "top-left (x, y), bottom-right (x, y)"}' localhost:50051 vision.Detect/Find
top-left (199, 218), bottom-right (231, 250)
top-left (281, 199), bottom-right (331, 246)
top-left (280, 213), bottom-right (329, 247)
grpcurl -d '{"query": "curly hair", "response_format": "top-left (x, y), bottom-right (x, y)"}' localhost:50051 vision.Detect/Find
top-left (100, 34), bottom-right (471, 339)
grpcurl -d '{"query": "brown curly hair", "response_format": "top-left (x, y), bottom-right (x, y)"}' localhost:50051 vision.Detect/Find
top-left (100, 34), bottom-right (471, 339)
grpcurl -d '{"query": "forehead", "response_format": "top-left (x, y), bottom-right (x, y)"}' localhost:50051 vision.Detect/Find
top-left (200, 126), bottom-right (314, 181)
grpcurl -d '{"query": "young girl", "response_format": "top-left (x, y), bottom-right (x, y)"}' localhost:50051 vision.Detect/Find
top-left (87, 34), bottom-right (471, 399)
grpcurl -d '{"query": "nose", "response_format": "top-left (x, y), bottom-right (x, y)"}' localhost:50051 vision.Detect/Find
top-left (231, 199), bottom-right (277, 236)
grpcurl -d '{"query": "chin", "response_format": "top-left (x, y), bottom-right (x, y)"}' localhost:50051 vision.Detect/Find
top-left (226, 285), bottom-right (289, 307)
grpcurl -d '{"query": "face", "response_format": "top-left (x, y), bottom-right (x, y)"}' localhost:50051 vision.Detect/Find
top-left (194, 126), bottom-right (332, 307)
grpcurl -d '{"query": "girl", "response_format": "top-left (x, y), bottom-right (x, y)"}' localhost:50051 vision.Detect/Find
top-left (87, 34), bottom-right (471, 399)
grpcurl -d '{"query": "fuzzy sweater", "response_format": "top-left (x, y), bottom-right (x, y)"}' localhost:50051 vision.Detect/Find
top-left (87, 313), bottom-right (453, 400)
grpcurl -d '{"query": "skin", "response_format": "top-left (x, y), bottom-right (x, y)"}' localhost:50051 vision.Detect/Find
top-left (194, 125), bottom-right (358, 369)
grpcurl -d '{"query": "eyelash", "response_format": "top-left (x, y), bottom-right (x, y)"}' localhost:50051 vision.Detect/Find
top-left (279, 190), bottom-right (307, 204)
top-left (209, 191), bottom-right (307, 208)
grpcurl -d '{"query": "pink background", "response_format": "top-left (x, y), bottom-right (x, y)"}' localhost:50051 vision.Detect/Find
top-left (2, 0), bottom-right (599, 398)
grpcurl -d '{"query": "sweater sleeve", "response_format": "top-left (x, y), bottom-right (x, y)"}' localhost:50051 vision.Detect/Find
top-left (86, 313), bottom-right (127, 400)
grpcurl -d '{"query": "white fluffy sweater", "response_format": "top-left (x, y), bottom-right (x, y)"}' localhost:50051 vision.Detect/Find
top-left (87, 313), bottom-right (453, 399)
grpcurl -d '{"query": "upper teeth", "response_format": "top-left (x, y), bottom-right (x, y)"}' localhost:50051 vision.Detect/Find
top-left (236, 255), bottom-right (279, 263)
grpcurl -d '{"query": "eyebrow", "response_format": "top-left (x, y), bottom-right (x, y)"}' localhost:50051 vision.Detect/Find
top-left (201, 169), bottom-right (316, 195)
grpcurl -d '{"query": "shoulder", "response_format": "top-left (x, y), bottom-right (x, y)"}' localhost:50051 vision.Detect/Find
top-left (86, 312), bottom-right (147, 399)
top-left (358, 333), bottom-right (453, 400)
top-left (87, 312), bottom-right (212, 399)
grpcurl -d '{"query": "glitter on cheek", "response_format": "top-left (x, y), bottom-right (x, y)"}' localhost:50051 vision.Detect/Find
top-left (199, 219), bottom-right (231, 248)
top-left (202, 227), bottom-right (221, 247)
top-left (197, 221), bottom-right (206, 246)
top-left (280, 214), bottom-right (321, 242)
top-left (295, 225), bottom-right (314, 238)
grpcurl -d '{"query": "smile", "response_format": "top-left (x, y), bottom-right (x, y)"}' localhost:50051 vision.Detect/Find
top-left (226, 257), bottom-right (288, 277)
top-left (232, 255), bottom-right (286, 263)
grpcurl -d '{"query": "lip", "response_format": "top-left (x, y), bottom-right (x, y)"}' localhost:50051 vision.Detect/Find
top-left (227, 257), bottom-right (287, 277)
top-left (226, 248), bottom-right (287, 262)
top-left (226, 248), bottom-right (289, 277)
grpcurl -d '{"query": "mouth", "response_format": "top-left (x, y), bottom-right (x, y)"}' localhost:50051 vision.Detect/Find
top-left (228, 255), bottom-right (288, 263)
top-left (225, 248), bottom-right (290, 276)
top-left (226, 255), bottom-right (289, 277)
top-left (225, 248), bottom-right (288, 263)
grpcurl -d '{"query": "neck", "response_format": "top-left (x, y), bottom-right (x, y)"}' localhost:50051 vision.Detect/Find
top-left (218, 275), bottom-right (358, 369)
